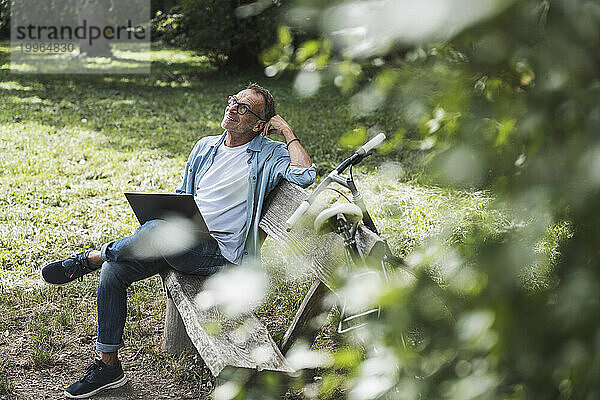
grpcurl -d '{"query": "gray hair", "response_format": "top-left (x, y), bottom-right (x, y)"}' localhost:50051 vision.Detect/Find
top-left (247, 83), bottom-right (276, 121)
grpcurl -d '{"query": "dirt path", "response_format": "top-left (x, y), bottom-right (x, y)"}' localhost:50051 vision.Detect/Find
top-left (3, 344), bottom-right (214, 400)
top-left (0, 258), bottom-right (315, 400)
top-left (0, 271), bottom-right (223, 400)
top-left (0, 342), bottom-right (213, 400)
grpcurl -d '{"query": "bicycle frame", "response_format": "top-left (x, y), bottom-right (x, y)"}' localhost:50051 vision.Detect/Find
top-left (328, 169), bottom-right (400, 274)
top-left (286, 133), bottom-right (410, 333)
top-left (324, 169), bottom-right (398, 333)
top-left (329, 173), bottom-right (378, 233)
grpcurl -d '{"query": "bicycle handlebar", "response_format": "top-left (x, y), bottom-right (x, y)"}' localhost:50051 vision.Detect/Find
top-left (285, 132), bottom-right (387, 231)
top-left (357, 132), bottom-right (386, 155)
top-left (285, 200), bottom-right (310, 230)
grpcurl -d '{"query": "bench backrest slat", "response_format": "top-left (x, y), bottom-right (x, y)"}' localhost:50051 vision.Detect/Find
top-left (259, 180), bottom-right (382, 289)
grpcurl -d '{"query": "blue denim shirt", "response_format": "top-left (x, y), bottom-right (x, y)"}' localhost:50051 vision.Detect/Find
top-left (176, 131), bottom-right (316, 264)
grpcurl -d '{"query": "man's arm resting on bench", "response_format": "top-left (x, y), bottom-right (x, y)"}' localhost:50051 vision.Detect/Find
top-left (263, 115), bottom-right (316, 190)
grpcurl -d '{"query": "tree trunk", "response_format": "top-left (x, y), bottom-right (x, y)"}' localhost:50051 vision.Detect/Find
top-left (78, 0), bottom-right (111, 57)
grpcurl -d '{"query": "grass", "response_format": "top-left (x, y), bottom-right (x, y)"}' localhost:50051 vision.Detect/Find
top-left (30, 317), bottom-right (56, 367)
top-left (0, 41), bottom-right (564, 396)
top-left (0, 353), bottom-right (11, 397)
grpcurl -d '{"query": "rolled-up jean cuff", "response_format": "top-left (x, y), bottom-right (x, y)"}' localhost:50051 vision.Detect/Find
top-left (96, 340), bottom-right (124, 353)
top-left (100, 242), bottom-right (112, 262)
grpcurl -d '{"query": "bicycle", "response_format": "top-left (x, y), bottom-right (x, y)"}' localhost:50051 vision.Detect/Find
top-left (285, 134), bottom-right (456, 384)
top-left (285, 133), bottom-right (416, 333)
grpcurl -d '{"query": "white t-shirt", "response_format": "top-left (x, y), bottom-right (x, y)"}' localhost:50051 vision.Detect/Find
top-left (194, 142), bottom-right (250, 264)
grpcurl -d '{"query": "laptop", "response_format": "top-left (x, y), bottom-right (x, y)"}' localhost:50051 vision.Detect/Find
top-left (124, 193), bottom-right (232, 235)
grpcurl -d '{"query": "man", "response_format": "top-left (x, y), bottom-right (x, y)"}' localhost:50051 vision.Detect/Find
top-left (41, 83), bottom-right (315, 398)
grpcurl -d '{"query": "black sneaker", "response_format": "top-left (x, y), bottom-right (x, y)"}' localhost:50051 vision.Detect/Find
top-left (41, 250), bottom-right (101, 286)
top-left (64, 359), bottom-right (127, 399)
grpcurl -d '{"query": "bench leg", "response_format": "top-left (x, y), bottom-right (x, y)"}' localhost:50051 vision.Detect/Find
top-left (280, 279), bottom-right (330, 354)
top-left (162, 293), bottom-right (196, 355)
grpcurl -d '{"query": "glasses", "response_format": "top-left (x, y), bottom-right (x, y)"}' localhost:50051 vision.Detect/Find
top-left (227, 96), bottom-right (265, 121)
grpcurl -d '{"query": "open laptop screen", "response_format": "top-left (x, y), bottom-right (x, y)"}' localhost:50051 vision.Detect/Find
top-left (124, 192), bottom-right (209, 231)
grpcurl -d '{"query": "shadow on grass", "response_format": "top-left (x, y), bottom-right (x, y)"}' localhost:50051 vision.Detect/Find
top-left (1, 42), bottom-right (412, 174)
top-left (2, 54), bottom-right (220, 153)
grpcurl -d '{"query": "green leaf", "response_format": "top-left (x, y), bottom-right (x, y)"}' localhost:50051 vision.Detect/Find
top-left (339, 127), bottom-right (367, 148)
top-left (495, 118), bottom-right (515, 146)
top-left (278, 25), bottom-right (292, 46)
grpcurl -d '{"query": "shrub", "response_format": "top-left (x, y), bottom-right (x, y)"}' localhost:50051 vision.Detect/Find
top-left (177, 0), bottom-right (282, 68)
top-left (152, 8), bottom-right (186, 47)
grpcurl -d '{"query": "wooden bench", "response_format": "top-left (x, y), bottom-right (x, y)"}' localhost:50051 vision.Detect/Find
top-left (160, 180), bottom-right (382, 377)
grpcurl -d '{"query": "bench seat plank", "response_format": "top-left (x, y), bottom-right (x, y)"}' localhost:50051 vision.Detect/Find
top-left (161, 269), bottom-right (294, 376)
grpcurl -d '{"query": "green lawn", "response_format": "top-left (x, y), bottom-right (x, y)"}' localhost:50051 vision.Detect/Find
top-left (0, 43), bottom-right (519, 397)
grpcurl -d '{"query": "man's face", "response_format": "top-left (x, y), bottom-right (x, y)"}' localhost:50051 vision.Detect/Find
top-left (221, 89), bottom-right (265, 136)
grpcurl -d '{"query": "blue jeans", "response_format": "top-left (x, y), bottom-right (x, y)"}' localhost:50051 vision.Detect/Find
top-left (96, 219), bottom-right (227, 353)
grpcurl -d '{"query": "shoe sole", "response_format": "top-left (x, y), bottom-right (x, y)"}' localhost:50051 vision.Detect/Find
top-left (63, 375), bottom-right (128, 398)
